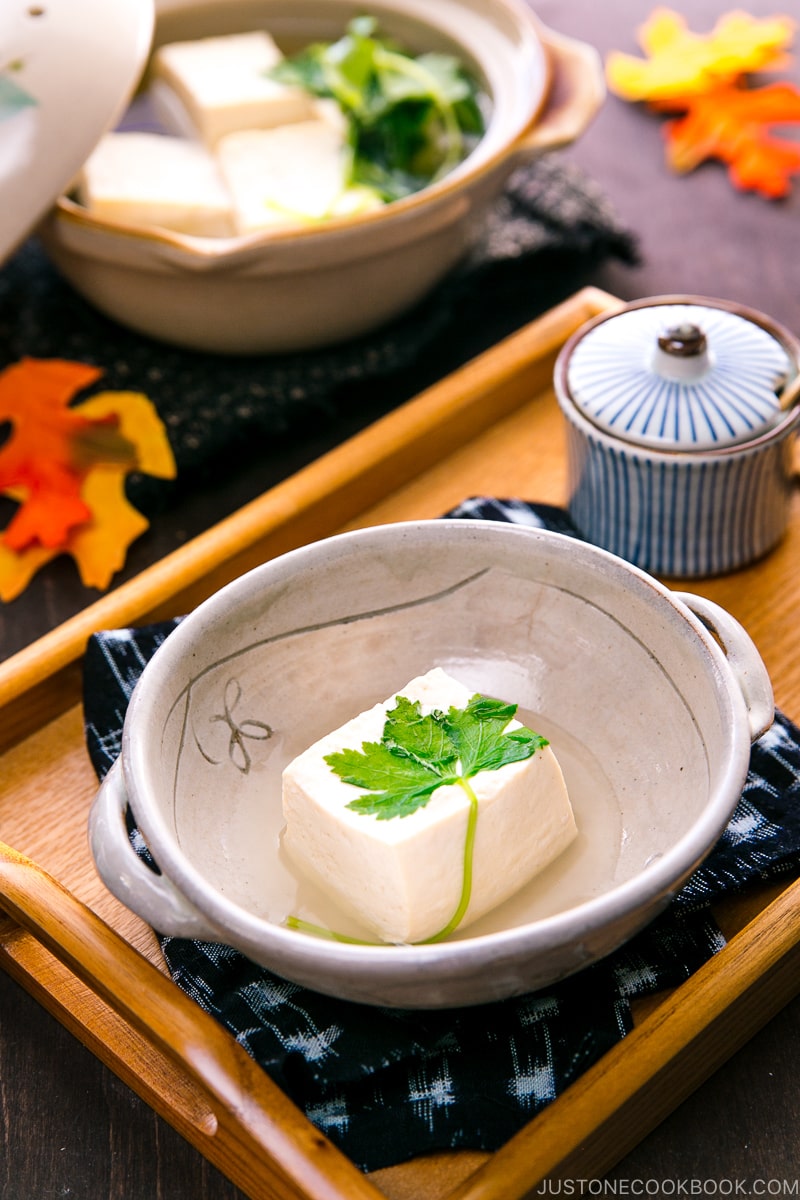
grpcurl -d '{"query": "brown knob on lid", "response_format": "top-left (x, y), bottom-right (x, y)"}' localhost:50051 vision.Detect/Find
top-left (657, 323), bottom-right (708, 357)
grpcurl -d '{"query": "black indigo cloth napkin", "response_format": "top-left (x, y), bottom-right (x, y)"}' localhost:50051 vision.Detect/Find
top-left (83, 500), bottom-right (800, 1173)
top-left (1, 157), bottom-right (636, 518)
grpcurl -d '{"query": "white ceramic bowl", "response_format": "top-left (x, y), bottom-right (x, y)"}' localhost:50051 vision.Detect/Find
top-left (89, 520), bottom-right (773, 1008)
top-left (38, 0), bottom-right (604, 354)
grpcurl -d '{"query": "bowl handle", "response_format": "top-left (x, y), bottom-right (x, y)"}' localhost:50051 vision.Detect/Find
top-left (89, 760), bottom-right (220, 940)
top-left (515, 25), bottom-right (606, 155)
top-left (675, 592), bottom-right (775, 742)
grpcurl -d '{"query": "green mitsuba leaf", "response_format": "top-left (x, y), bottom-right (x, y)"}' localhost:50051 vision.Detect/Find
top-left (382, 694), bottom-right (458, 769)
top-left (324, 737), bottom-right (445, 821)
top-left (325, 691), bottom-right (548, 821)
top-left (444, 695), bottom-right (548, 777)
top-left (267, 18), bottom-right (485, 203)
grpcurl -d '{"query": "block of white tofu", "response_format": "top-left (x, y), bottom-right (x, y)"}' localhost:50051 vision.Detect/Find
top-left (216, 122), bottom-right (381, 232)
top-left (78, 132), bottom-right (234, 237)
top-left (282, 668), bottom-right (577, 944)
top-left (150, 30), bottom-right (318, 147)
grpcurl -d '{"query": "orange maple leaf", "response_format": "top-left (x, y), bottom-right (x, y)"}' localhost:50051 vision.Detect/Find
top-left (0, 359), bottom-right (176, 601)
top-left (664, 81), bottom-right (800, 197)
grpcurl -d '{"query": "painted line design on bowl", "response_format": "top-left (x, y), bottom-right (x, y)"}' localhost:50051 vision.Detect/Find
top-left (202, 677), bottom-right (273, 774)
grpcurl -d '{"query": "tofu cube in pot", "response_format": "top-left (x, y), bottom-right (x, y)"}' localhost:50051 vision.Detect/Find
top-left (78, 132), bottom-right (234, 237)
top-left (216, 121), bottom-right (382, 232)
top-left (151, 30), bottom-right (318, 147)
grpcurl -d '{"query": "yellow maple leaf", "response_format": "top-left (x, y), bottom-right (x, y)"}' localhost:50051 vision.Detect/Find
top-left (0, 541), bottom-right (53, 602)
top-left (78, 390), bottom-right (177, 479)
top-left (606, 8), bottom-right (796, 103)
top-left (0, 387), bottom-right (176, 601)
top-left (60, 466), bottom-right (151, 591)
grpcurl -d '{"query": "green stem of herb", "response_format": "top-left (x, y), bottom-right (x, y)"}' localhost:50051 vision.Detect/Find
top-left (285, 774), bottom-right (478, 946)
top-left (420, 775), bottom-right (478, 943)
top-left (284, 915), bottom-right (375, 944)
top-left (373, 46), bottom-right (464, 177)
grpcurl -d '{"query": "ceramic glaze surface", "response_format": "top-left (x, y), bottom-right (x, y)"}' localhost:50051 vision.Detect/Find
top-left (566, 303), bottom-right (792, 451)
top-left (89, 521), bottom-right (772, 1007)
top-left (562, 421), bottom-right (796, 577)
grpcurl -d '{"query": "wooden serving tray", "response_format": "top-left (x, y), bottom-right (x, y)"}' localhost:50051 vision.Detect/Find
top-left (2, 287), bottom-right (800, 1200)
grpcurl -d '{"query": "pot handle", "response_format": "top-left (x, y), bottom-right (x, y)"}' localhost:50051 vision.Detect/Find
top-left (89, 760), bottom-right (220, 941)
top-left (675, 592), bottom-right (775, 742)
top-left (515, 25), bottom-right (605, 155)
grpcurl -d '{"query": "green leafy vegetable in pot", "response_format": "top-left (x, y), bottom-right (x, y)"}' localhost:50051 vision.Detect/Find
top-left (269, 15), bottom-right (486, 202)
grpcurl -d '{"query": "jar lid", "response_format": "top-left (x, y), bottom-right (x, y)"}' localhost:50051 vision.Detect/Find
top-left (565, 300), bottom-right (794, 450)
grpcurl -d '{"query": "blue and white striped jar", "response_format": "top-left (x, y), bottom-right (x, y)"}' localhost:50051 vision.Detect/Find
top-left (555, 296), bottom-right (800, 577)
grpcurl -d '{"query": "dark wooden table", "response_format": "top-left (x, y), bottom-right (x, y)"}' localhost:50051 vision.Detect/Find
top-left (2, 0), bottom-right (800, 1195)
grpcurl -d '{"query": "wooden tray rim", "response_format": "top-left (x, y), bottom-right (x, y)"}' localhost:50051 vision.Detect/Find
top-left (1, 286), bottom-right (800, 1200)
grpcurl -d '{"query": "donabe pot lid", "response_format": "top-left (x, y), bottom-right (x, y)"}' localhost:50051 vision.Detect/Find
top-left (563, 296), bottom-right (797, 451)
top-left (0, 0), bottom-right (154, 265)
